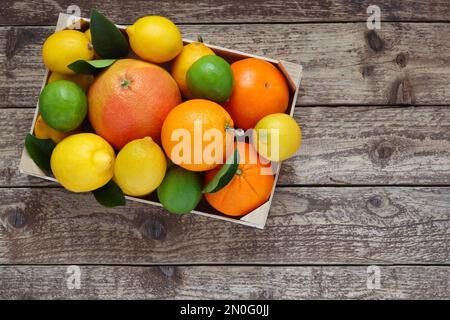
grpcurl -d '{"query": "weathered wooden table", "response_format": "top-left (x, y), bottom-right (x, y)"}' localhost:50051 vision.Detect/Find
top-left (1, 0), bottom-right (450, 299)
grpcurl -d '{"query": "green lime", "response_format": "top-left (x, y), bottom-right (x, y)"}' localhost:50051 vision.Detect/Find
top-left (39, 80), bottom-right (87, 132)
top-left (186, 55), bottom-right (233, 102)
top-left (157, 166), bottom-right (202, 215)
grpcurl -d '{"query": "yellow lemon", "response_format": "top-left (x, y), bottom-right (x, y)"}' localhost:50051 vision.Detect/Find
top-left (114, 137), bottom-right (167, 197)
top-left (34, 114), bottom-right (73, 143)
top-left (51, 133), bottom-right (115, 192)
top-left (126, 16), bottom-right (183, 63)
top-left (171, 42), bottom-right (215, 98)
top-left (48, 72), bottom-right (94, 92)
top-left (84, 29), bottom-right (92, 42)
top-left (83, 28), bottom-right (99, 58)
top-left (42, 30), bottom-right (94, 75)
top-left (253, 113), bottom-right (302, 161)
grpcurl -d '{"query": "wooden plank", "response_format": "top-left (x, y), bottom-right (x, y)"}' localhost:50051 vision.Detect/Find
top-left (0, 109), bottom-right (55, 187)
top-left (2, 0), bottom-right (450, 25)
top-left (3, 107), bottom-right (450, 187)
top-left (280, 106), bottom-right (450, 185)
top-left (2, 23), bottom-right (450, 107)
top-left (1, 265), bottom-right (449, 299)
top-left (1, 187), bottom-right (449, 264)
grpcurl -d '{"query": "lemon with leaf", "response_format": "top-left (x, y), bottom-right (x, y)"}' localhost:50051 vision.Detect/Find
top-left (42, 30), bottom-right (94, 74)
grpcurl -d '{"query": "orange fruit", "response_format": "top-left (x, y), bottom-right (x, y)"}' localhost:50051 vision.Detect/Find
top-left (161, 99), bottom-right (234, 172)
top-left (204, 142), bottom-right (274, 217)
top-left (88, 59), bottom-right (181, 149)
top-left (223, 58), bottom-right (290, 130)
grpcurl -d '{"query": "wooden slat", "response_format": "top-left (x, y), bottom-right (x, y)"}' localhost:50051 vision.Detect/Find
top-left (1, 187), bottom-right (449, 264)
top-left (2, 24), bottom-right (450, 106)
top-left (8, 105), bottom-right (450, 184)
top-left (4, 107), bottom-right (450, 187)
top-left (1, 265), bottom-right (449, 299)
top-left (280, 106), bottom-right (450, 185)
top-left (1, 109), bottom-right (54, 187)
top-left (2, 0), bottom-right (450, 25)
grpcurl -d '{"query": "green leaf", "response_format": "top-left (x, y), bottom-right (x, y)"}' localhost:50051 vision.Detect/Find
top-left (203, 148), bottom-right (240, 194)
top-left (90, 9), bottom-right (129, 59)
top-left (92, 180), bottom-right (126, 208)
top-left (24, 133), bottom-right (56, 173)
top-left (68, 59), bottom-right (117, 75)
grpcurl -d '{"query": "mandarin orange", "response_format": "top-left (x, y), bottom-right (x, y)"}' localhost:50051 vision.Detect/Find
top-left (223, 58), bottom-right (289, 130)
top-left (161, 99), bottom-right (234, 172)
top-left (204, 142), bottom-right (274, 216)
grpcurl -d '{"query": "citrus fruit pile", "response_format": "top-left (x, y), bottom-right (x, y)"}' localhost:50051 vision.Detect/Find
top-left (26, 9), bottom-right (302, 218)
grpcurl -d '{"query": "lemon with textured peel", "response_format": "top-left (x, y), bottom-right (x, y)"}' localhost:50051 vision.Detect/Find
top-left (114, 137), bottom-right (167, 197)
top-left (126, 16), bottom-right (183, 63)
top-left (42, 30), bottom-right (94, 74)
top-left (51, 133), bottom-right (115, 192)
top-left (253, 113), bottom-right (302, 161)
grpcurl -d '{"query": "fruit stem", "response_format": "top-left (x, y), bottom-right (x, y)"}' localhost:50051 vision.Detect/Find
top-left (225, 126), bottom-right (245, 137)
top-left (236, 168), bottom-right (243, 175)
top-left (121, 79), bottom-right (131, 88)
top-left (197, 35), bottom-right (204, 43)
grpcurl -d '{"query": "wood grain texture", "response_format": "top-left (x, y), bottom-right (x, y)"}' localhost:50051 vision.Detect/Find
top-left (4, 107), bottom-right (450, 187)
top-left (3, 0), bottom-right (450, 25)
top-left (1, 187), bottom-right (449, 264)
top-left (2, 23), bottom-right (450, 106)
top-left (1, 109), bottom-right (55, 187)
top-left (280, 106), bottom-right (450, 185)
top-left (2, 0), bottom-right (450, 300)
top-left (1, 265), bottom-right (449, 299)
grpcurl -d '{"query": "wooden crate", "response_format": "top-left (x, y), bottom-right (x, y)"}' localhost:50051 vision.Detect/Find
top-left (19, 13), bottom-right (303, 229)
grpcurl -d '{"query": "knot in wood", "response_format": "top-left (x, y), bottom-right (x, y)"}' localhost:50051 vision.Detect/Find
top-left (389, 77), bottom-right (415, 105)
top-left (6, 28), bottom-right (35, 60)
top-left (142, 217), bottom-right (166, 240)
top-left (366, 30), bottom-right (384, 52)
top-left (369, 195), bottom-right (383, 208)
top-left (377, 145), bottom-right (393, 160)
top-left (366, 195), bottom-right (400, 218)
top-left (369, 140), bottom-right (395, 167)
top-left (361, 65), bottom-right (375, 78)
top-left (7, 211), bottom-right (26, 229)
top-left (158, 266), bottom-right (176, 278)
top-left (395, 52), bottom-right (409, 68)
